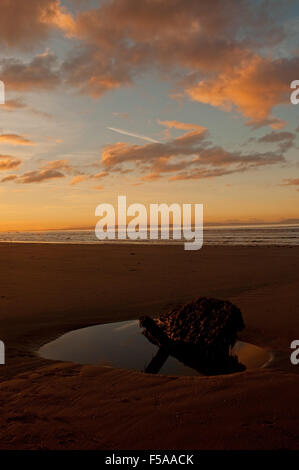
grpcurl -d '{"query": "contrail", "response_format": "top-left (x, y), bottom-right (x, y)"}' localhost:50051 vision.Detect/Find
top-left (107, 127), bottom-right (159, 143)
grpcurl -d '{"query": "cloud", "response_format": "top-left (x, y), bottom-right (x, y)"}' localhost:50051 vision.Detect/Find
top-left (62, 47), bottom-right (132, 97)
top-left (100, 120), bottom-right (286, 182)
top-left (92, 171), bottom-right (108, 179)
top-left (0, 134), bottom-right (35, 146)
top-left (157, 120), bottom-right (208, 145)
top-left (0, 0), bottom-right (292, 127)
top-left (40, 1), bottom-right (76, 35)
top-left (258, 131), bottom-right (295, 143)
top-left (245, 117), bottom-right (287, 130)
top-left (169, 167), bottom-right (243, 181)
top-left (0, 159), bottom-right (70, 185)
top-left (0, 174), bottom-right (18, 182)
top-left (1, 97), bottom-right (53, 119)
top-left (281, 178), bottom-right (299, 191)
top-left (44, 159), bottom-right (71, 171)
top-left (17, 168), bottom-right (65, 184)
top-left (102, 121), bottom-right (207, 168)
top-left (168, 151), bottom-right (284, 181)
top-left (0, 158), bottom-right (108, 186)
top-left (282, 178), bottom-right (299, 185)
top-left (141, 172), bottom-right (161, 182)
top-left (0, 155), bottom-right (22, 170)
top-left (157, 120), bottom-right (207, 132)
top-left (185, 55), bottom-right (299, 126)
top-left (70, 170), bottom-right (108, 185)
top-left (257, 131), bottom-right (296, 152)
top-left (0, 0), bottom-right (74, 50)
top-left (56, 0), bottom-right (290, 126)
top-left (0, 50), bottom-right (60, 92)
top-left (70, 174), bottom-right (89, 185)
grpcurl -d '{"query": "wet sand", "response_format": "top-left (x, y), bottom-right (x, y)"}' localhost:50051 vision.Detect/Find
top-left (0, 243), bottom-right (299, 449)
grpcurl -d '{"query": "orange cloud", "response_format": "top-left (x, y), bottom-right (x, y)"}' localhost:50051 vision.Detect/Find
top-left (0, 134), bottom-right (35, 146)
top-left (0, 0), bottom-right (74, 50)
top-left (141, 172), bottom-right (161, 182)
top-left (40, 1), bottom-right (75, 35)
top-left (102, 121), bottom-right (208, 168)
top-left (186, 55), bottom-right (299, 125)
top-left (101, 121), bottom-right (286, 182)
top-left (0, 174), bottom-right (18, 182)
top-left (18, 169), bottom-right (65, 184)
top-left (281, 179), bottom-right (299, 191)
top-left (71, 170), bottom-right (108, 185)
top-left (71, 175), bottom-right (89, 185)
top-left (282, 178), bottom-right (299, 185)
top-left (0, 0), bottom-right (291, 127)
top-left (0, 166), bottom-right (65, 184)
top-left (169, 168), bottom-right (243, 181)
top-left (0, 155), bottom-right (22, 170)
top-left (93, 171), bottom-right (108, 179)
top-left (157, 120), bottom-right (206, 132)
top-left (56, 0), bottom-right (288, 127)
top-left (0, 159), bottom-right (72, 185)
top-left (44, 159), bottom-right (71, 171)
top-left (0, 158), bottom-right (106, 186)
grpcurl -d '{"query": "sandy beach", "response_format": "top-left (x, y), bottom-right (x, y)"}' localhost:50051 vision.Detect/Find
top-left (0, 243), bottom-right (299, 449)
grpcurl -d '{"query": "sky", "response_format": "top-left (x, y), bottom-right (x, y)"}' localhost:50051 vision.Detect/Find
top-left (0, 0), bottom-right (299, 230)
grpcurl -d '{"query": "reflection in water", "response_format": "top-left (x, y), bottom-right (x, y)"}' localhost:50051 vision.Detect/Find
top-left (39, 320), bottom-right (270, 376)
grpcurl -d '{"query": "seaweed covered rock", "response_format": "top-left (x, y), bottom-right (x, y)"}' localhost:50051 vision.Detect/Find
top-left (139, 297), bottom-right (245, 373)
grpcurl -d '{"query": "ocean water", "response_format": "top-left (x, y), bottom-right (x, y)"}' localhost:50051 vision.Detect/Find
top-left (0, 224), bottom-right (299, 246)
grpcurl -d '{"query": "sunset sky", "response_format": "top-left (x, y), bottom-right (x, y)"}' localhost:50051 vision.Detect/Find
top-left (0, 0), bottom-right (299, 230)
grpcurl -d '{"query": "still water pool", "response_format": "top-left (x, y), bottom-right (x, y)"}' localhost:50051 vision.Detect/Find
top-left (39, 320), bottom-right (271, 376)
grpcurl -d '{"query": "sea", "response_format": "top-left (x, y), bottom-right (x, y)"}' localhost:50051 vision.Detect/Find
top-left (0, 224), bottom-right (299, 246)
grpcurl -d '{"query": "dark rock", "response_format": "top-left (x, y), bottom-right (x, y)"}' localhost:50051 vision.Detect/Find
top-left (139, 297), bottom-right (245, 374)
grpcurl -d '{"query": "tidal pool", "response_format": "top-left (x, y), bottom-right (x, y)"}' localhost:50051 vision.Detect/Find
top-left (39, 320), bottom-right (270, 376)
